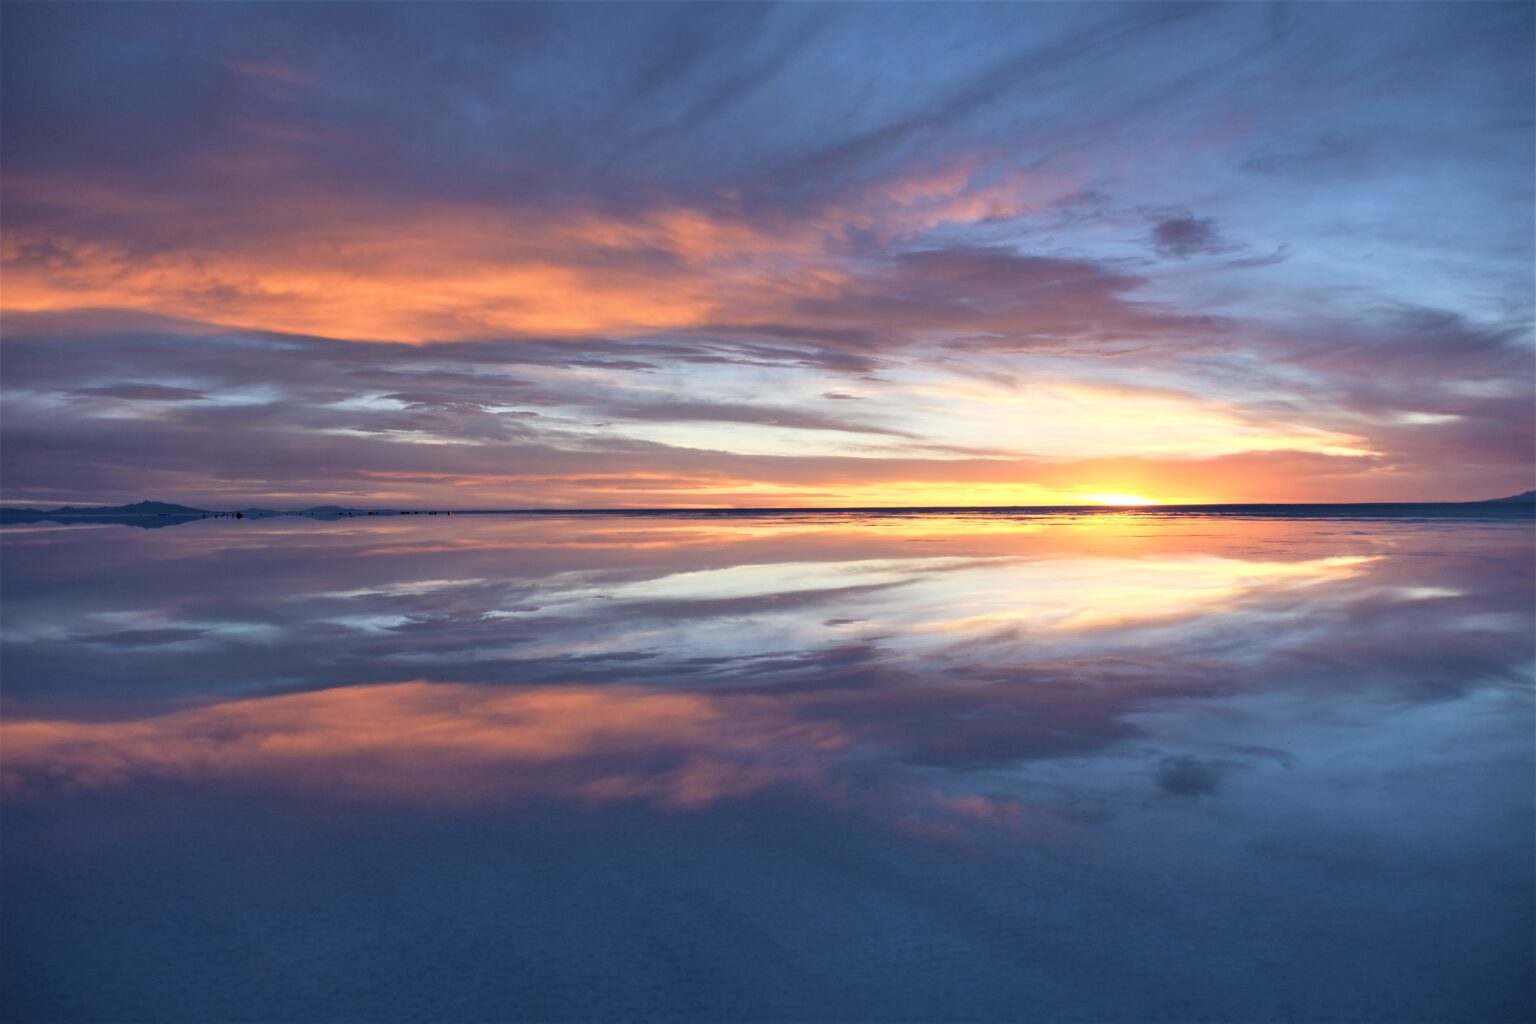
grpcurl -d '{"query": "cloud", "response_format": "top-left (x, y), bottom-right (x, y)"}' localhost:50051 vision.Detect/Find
top-left (5, 510), bottom-right (1527, 827)
top-left (779, 245), bottom-right (1226, 356)
top-left (0, 2), bottom-right (1530, 505)
top-left (1155, 755), bottom-right (1231, 796)
top-left (1150, 216), bottom-right (1227, 259)
top-left (592, 399), bottom-right (917, 438)
top-left (69, 627), bottom-right (209, 647)
top-left (68, 383), bottom-right (207, 402)
top-left (0, 682), bottom-right (841, 807)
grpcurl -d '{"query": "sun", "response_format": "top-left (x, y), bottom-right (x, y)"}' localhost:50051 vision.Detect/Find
top-left (1081, 493), bottom-right (1159, 506)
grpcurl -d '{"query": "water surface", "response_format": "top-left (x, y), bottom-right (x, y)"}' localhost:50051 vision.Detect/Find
top-left (2, 512), bottom-right (1532, 1022)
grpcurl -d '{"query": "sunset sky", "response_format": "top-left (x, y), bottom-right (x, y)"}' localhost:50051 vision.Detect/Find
top-left (2, 2), bottom-right (1532, 508)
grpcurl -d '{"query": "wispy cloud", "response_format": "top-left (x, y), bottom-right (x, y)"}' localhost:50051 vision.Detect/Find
top-left (1, 2), bottom-right (1530, 504)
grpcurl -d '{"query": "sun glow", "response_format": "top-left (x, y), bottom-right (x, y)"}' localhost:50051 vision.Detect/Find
top-left (1082, 493), bottom-right (1159, 506)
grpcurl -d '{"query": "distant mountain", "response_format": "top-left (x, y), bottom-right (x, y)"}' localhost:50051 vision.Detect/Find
top-left (43, 500), bottom-right (212, 516)
top-left (0, 501), bottom-right (377, 523)
top-left (1, 501), bottom-right (211, 518)
top-left (0, 500), bottom-right (214, 529)
top-left (1473, 490), bottom-right (1536, 505)
top-left (3, 494), bottom-right (1532, 527)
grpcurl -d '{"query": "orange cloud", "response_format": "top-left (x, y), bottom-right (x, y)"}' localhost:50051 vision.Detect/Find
top-left (0, 176), bottom-right (837, 341)
top-left (0, 682), bottom-right (848, 807)
top-left (1, 208), bottom-right (729, 340)
top-left (0, 154), bottom-right (1069, 344)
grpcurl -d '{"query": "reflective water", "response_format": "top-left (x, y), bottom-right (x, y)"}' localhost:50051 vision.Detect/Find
top-left (2, 512), bottom-right (1532, 1022)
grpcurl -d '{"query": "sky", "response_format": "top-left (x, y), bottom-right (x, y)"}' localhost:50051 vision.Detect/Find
top-left (1, 1), bottom-right (1532, 508)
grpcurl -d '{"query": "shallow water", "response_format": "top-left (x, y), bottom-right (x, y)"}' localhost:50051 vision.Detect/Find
top-left (2, 512), bottom-right (1532, 1022)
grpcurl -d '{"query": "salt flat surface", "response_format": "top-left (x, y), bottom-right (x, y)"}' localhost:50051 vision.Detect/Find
top-left (2, 513), bottom-right (1531, 1022)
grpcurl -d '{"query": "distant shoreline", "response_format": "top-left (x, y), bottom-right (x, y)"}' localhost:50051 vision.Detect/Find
top-left (3, 498), bottom-right (1533, 528)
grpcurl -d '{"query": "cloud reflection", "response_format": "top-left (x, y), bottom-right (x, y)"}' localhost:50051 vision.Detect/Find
top-left (2, 514), bottom-right (1531, 1024)
top-left (2, 514), bottom-right (1528, 834)
top-left (1, 683), bottom-right (845, 808)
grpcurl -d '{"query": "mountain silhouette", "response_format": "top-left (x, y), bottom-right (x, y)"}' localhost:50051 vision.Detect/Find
top-left (3, 495), bottom-right (1533, 529)
top-left (0, 500), bottom-right (213, 528)
top-left (42, 500), bottom-right (212, 516)
top-left (1474, 490), bottom-right (1536, 505)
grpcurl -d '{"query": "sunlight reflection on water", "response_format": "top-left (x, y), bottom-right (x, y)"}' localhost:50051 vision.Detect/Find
top-left (2, 512), bottom-right (1532, 1022)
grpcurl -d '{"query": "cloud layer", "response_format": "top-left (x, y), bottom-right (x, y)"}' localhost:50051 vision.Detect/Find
top-left (2, 3), bottom-right (1531, 505)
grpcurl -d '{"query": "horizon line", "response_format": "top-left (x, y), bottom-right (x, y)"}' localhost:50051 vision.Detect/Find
top-left (4, 495), bottom-right (1533, 515)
